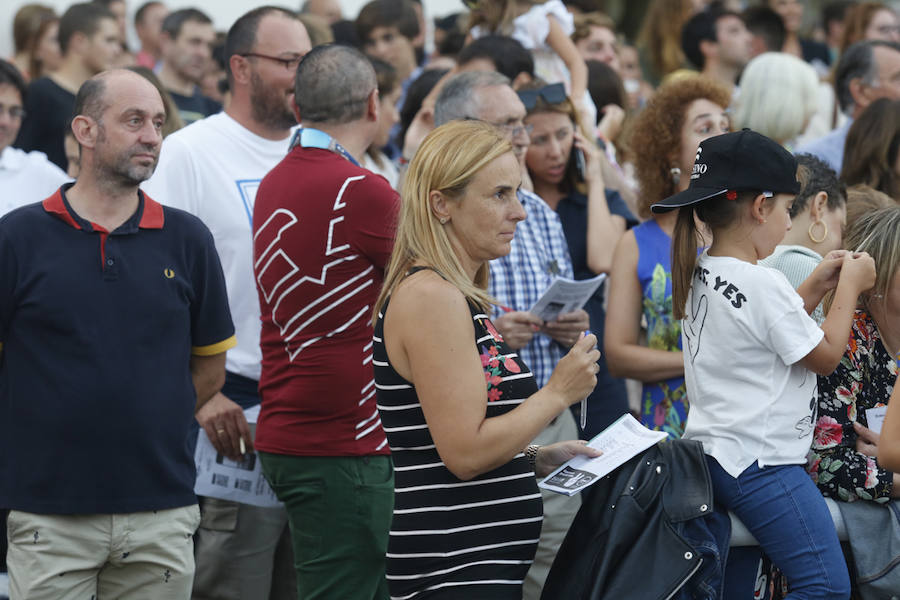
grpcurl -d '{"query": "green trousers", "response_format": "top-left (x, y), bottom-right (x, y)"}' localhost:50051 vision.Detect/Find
top-left (259, 452), bottom-right (394, 600)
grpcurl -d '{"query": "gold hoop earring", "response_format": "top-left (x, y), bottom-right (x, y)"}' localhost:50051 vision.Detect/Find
top-left (808, 220), bottom-right (827, 244)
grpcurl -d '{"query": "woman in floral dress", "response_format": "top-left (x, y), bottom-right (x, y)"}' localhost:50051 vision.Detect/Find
top-left (809, 206), bottom-right (900, 502)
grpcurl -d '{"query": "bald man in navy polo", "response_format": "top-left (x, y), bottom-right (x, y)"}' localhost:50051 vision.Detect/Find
top-left (0, 69), bottom-right (235, 599)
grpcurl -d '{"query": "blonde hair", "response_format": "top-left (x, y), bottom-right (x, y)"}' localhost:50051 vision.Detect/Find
top-left (373, 120), bottom-right (514, 322)
top-left (843, 205), bottom-right (900, 309)
top-left (845, 184), bottom-right (894, 232)
top-left (733, 53), bottom-right (819, 145)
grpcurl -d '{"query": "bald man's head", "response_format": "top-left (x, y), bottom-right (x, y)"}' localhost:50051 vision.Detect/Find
top-left (72, 69), bottom-right (166, 184)
top-left (73, 69), bottom-right (163, 124)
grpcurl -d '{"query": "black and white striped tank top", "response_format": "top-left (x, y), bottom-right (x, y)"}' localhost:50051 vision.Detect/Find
top-left (373, 268), bottom-right (543, 600)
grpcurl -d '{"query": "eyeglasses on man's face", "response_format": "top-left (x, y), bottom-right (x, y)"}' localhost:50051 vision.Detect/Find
top-left (462, 116), bottom-right (533, 140)
top-left (240, 52), bottom-right (304, 71)
top-left (493, 121), bottom-right (534, 139)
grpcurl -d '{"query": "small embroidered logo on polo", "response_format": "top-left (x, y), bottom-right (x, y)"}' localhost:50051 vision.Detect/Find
top-left (164, 268), bottom-right (175, 279)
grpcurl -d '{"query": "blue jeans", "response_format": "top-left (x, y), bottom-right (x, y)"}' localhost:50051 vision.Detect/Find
top-left (707, 457), bottom-right (850, 600)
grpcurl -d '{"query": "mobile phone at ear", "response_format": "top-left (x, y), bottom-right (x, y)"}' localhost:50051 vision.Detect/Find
top-left (573, 147), bottom-right (586, 182)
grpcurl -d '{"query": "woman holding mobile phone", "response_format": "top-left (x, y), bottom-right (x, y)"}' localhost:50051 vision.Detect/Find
top-left (520, 80), bottom-right (637, 437)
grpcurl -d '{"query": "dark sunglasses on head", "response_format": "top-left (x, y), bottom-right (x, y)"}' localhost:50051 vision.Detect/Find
top-left (517, 83), bottom-right (568, 111)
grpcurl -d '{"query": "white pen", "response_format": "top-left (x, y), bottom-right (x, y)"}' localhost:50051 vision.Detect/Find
top-left (581, 330), bottom-right (591, 431)
top-left (239, 437), bottom-right (246, 455)
top-left (580, 397), bottom-right (588, 431)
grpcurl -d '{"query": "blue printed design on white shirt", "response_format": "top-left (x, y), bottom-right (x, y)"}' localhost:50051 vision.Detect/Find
top-left (235, 179), bottom-right (261, 227)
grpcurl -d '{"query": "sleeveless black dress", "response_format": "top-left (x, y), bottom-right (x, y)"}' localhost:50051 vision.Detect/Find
top-left (373, 268), bottom-right (544, 599)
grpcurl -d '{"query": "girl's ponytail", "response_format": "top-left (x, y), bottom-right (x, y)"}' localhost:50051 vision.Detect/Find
top-left (671, 207), bottom-right (699, 320)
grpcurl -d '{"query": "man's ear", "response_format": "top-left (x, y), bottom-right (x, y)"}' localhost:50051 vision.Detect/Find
top-left (67, 31), bottom-right (89, 57)
top-left (699, 38), bottom-right (718, 64)
top-left (158, 31), bottom-right (174, 57)
top-left (229, 54), bottom-right (251, 86)
top-left (71, 115), bottom-right (98, 151)
top-left (849, 76), bottom-right (872, 111)
top-left (367, 88), bottom-right (380, 122)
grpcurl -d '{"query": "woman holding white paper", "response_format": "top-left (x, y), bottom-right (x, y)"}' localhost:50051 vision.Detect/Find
top-left (808, 205), bottom-right (900, 502)
top-left (519, 80), bottom-right (638, 437)
top-left (371, 120), bottom-right (601, 600)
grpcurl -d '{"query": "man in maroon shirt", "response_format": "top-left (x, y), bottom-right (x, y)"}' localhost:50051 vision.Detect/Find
top-left (252, 44), bottom-right (399, 599)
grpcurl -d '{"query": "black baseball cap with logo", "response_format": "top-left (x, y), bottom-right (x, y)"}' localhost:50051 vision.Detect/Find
top-left (650, 129), bottom-right (801, 214)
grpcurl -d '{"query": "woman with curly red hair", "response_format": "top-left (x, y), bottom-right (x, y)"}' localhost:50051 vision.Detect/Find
top-left (605, 75), bottom-right (730, 439)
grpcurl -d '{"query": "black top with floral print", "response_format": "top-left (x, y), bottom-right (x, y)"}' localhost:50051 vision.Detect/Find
top-left (808, 310), bottom-right (896, 503)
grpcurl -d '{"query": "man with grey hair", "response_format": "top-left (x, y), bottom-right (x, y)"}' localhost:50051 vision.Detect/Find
top-left (252, 43), bottom-right (399, 599)
top-left (434, 70), bottom-right (589, 600)
top-left (796, 39), bottom-right (900, 172)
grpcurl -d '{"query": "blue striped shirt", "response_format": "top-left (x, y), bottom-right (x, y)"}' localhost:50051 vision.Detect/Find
top-left (488, 189), bottom-right (573, 387)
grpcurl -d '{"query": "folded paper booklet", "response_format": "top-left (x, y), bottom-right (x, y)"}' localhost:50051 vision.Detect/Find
top-left (538, 414), bottom-right (668, 496)
top-left (194, 404), bottom-right (283, 508)
top-left (530, 274), bottom-right (606, 322)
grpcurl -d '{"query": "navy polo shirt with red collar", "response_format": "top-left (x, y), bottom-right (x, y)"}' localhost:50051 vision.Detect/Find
top-left (0, 183), bottom-right (236, 515)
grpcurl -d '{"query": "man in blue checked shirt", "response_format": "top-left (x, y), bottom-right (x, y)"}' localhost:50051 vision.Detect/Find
top-left (433, 70), bottom-right (588, 600)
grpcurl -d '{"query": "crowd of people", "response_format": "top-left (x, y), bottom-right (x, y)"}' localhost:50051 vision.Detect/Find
top-left (2, 0), bottom-right (900, 599)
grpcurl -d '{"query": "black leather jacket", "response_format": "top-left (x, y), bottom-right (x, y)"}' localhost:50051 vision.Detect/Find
top-left (541, 439), bottom-right (730, 600)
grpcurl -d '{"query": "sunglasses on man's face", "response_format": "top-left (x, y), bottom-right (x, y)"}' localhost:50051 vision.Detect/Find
top-left (516, 83), bottom-right (568, 111)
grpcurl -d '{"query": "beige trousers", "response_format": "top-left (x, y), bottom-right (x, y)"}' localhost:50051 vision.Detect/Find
top-left (7, 504), bottom-right (200, 600)
top-left (523, 410), bottom-right (583, 600)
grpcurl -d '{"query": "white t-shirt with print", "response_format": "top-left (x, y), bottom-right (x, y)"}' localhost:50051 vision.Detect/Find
top-left (143, 112), bottom-right (295, 381)
top-left (681, 252), bottom-right (824, 478)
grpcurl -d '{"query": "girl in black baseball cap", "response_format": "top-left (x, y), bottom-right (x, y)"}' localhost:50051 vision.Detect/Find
top-left (651, 129), bottom-right (875, 598)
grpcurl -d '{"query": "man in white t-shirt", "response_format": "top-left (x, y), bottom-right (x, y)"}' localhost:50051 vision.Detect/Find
top-left (142, 7), bottom-right (311, 600)
top-left (0, 60), bottom-right (69, 218)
